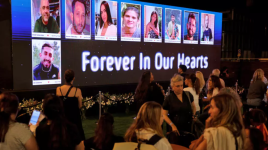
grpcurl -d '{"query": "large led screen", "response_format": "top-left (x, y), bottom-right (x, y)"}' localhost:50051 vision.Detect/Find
top-left (12, 0), bottom-right (222, 90)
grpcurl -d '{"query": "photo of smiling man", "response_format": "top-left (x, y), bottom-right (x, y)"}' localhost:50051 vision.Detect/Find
top-left (183, 11), bottom-right (199, 44)
top-left (31, 0), bottom-right (60, 38)
top-left (65, 0), bottom-right (91, 39)
top-left (121, 3), bottom-right (141, 41)
top-left (32, 40), bottom-right (61, 85)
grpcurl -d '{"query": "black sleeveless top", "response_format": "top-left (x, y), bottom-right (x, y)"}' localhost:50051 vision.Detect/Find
top-left (59, 86), bottom-right (85, 140)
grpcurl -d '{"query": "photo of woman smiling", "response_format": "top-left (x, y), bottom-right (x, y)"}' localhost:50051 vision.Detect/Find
top-left (95, 0), bottom-right (117, 37)
top-left (121, 4), bottom-right (141, 38)
top-left (144, 6), bottom-right (162, 42)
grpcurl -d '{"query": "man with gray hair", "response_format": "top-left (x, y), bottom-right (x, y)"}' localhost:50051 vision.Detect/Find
top-left (212, 69), bottom-right (225, 88)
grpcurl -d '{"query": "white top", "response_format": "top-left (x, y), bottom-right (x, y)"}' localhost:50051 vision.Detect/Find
top-left (0, 122), bottom-right (33, 150)
top-left (204, 126), bottom-right (243, 150)
top-left (135, 128), bottom-right (172, 150)
top-left (66, 24), bottom-right (84, 35)
top-left (184, 87), bottom-right (200, 111)
top-left (212, 87), bottom-right (220, 97)
top-left (97, 24), bottom-right (117, 36)
top-left (220, 78), bottom-right (225, 88)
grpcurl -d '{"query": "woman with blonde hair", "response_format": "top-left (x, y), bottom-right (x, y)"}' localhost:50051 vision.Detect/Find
top-left (196, 71), bottom-right (206, 114)
top-left (196, 71), bottom-right (205, 90)
top-left (247, 69), bottom-right (267, 107)
top-left (125, 101), bottom-right (172, 150)
top-left (190, 93), bottom-right (245, 150)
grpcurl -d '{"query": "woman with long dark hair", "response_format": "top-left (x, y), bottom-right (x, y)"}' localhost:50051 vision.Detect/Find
top-left (36, 94), bottom-right (84, 150)
top-left (85, 113), bottom-right (124, 150)
top-left (96, 1), bottom-right (117, 36)
top-left (184, 74), bottom-right (201, 116)
top-left (134, 71), bottom-right (165, 113)
top-left (145, 11), bottom-right (160, 38)
top-left (56, 69), bottom-right (85, 140)
top-left (0, 92), bottom-right (38, 150)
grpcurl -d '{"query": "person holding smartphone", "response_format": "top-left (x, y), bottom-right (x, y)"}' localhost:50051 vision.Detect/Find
top-left (35, 94), bottom-right (84, 150)
top-left (0, 92), bottom-right (38, 150)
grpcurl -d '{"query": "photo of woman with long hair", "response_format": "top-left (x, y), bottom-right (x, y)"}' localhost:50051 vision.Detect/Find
top-left (145, 11), bottom-right (159, 38)
top-left (144, 6), bottom-right (162, 41)
top-left (96, 0), bottom-right (117, 37)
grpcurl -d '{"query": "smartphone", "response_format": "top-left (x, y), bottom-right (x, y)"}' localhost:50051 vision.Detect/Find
top-left (29, 110), bottom-right (41, 125)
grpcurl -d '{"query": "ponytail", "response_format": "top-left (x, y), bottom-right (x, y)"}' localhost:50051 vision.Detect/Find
top-left (194, 77), bottom-right (201, 95)
top-left (186, 74), bottom-right (201, 95)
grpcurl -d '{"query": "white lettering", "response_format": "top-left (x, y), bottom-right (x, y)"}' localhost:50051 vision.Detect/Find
top-left (106, 56), bottom-right (114, 71)
top-left (82, 51), bottom-right (90, 72)
top-left (185, 56), bottom-right (190, 68)
top-left (122, 56), bottom-right (130, 71)
top-left (155, 52), bottom-right (162, 70)
top-left (91, 56), bottom-right (99, 72)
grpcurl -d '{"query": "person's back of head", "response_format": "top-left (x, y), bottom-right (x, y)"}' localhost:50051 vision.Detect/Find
top-left (195, 71), bottom-right (205, 89)
top-left (244, 109), bottom-right (267, 127)
top-left (94, 113), bottom-right (114, 149)
top-left (64, 69), bottom-right (75, 85)
top-left (0, 92), bottom-right (19, 142)
top-left (252, 69), bottom-right (264, 83)
top-left (135, 71), bottom-right (151, 103)
top-left (246, 127), bottom-right (267, 150)
top-left (42, 94), bottom-right (72, 149)
top-left (185, 74), bottom-right (200, 95)
top-left (179, 65), bottom-right (187, 74)
top-left (212, 69), bottom-right (220, 77)
top-left (125, 101), bottom-right (164, 142)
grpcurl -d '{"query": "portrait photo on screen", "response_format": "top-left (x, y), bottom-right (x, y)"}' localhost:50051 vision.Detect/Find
top-left (65, 0), bottom-right (91, 39)
top-left (32, 39), bottom-right (61, 85)
top-left (121, 3), bottom-right (141, 42)
top-left (144, 5), bottom-right (162, 43)
top-left (183, 11), bottom-right (199, 44)
top-left (165, 8), bottom-right (181, 43)
top-left (95, 0), bottom-right (117, 41)
top-left (31, 0), bottom-right (60, 38)
top-left (200, 13), bottom-right (215, 45)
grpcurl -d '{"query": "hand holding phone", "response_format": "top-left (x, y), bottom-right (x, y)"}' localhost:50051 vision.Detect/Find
top-left (29, 110), bottom-right (41, 125)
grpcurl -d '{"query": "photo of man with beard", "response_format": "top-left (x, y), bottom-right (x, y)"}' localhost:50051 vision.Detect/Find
top-left (66, 0), bottom-right (91, 39)
top-left (33, 0), bottom-right (60, 33)
top-left (183, 11), bottom-right (199, 43)
top-left (33, 42), bottom-right (60, 80)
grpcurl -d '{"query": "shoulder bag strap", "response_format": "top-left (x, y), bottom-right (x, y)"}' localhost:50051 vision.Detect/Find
top-left (146, 134), bottom-right (162, 145)
top-left (184, 91), bottom-right (192, 112)
top-left (226, 128), bottom-right (238, 150)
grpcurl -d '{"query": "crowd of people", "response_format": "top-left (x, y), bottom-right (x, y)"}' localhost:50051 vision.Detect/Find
top-left (0, 67), bottom-right (268, 150)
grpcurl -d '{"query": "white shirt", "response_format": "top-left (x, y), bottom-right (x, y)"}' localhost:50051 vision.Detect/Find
top-left (184, 87), bottom-right (200, 111)
top-left (204, 127), bottom-right (243, 150)
top-left (97, 24), bottom-right (117, 36)
top-left (66, 24), bottom-right (84, 35)
top-left (135, 128), bottom-right (172, 150)
top-left (220, 78), bottom-right (225, 88)
top-left (212, 88), bottom-right (220, 97)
